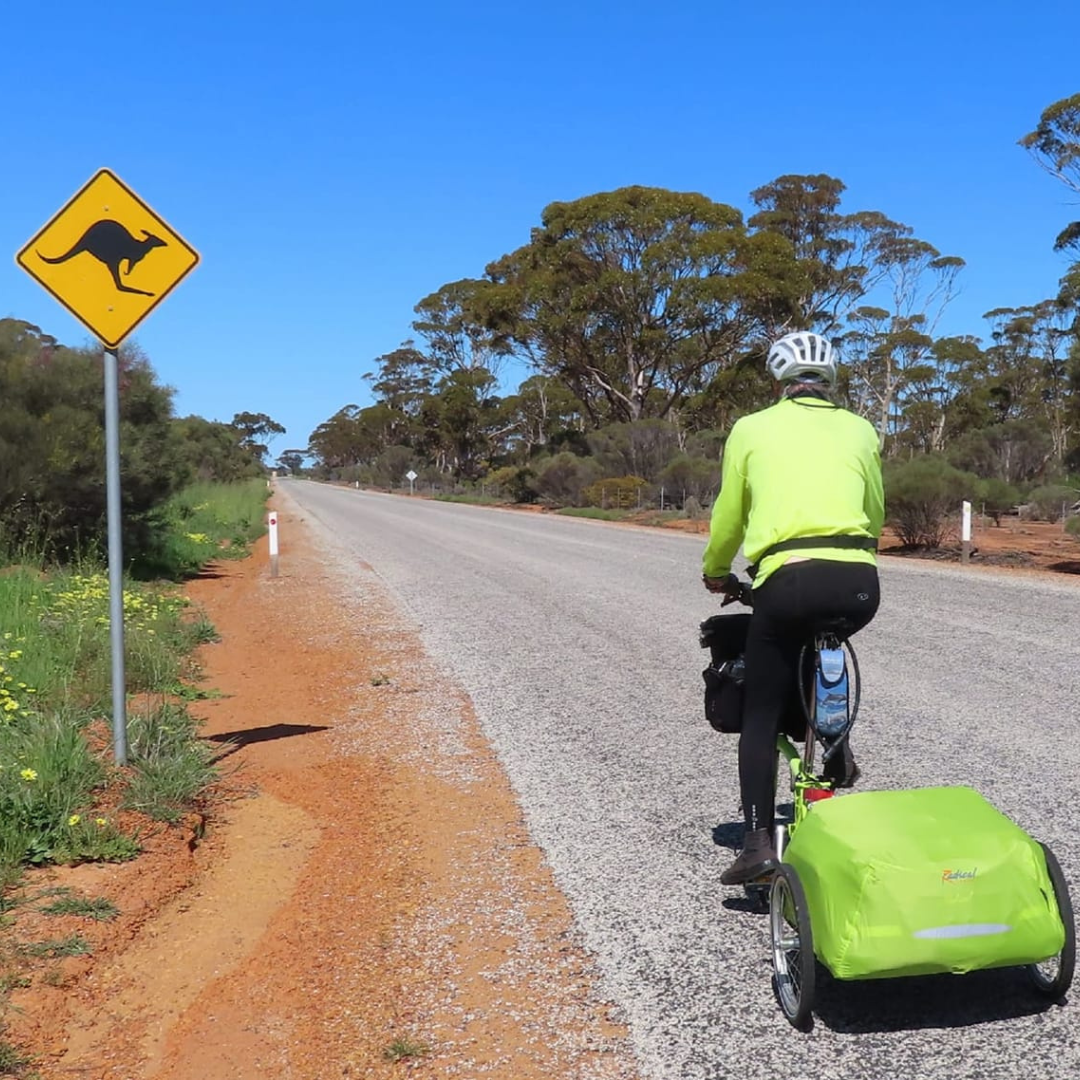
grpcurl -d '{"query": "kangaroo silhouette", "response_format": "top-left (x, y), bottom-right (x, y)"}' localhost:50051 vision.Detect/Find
top-left (38, 220), bottom-right (167, 297)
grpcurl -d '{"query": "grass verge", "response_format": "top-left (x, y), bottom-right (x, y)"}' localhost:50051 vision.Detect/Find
top-left (432, 493), bottom-right (506, 505)
top-left (555, 506), bottom-right (630, 521)
top-left (135, 479), bottom-right (269, 579)
top-left (0, 479), bottom-right (267, 1064)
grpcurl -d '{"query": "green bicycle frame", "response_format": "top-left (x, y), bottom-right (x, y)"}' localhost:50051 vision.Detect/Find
top-left (777, 733), bottom-right (831, 840)
top-left (775, 632), bottom-right (858, 852)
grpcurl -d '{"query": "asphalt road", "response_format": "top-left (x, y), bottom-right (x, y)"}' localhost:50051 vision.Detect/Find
top-left (283, 480), bottom-right (1080, 1080)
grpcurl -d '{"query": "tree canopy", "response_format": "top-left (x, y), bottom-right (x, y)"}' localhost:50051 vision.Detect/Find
top-left (308, 154), bottom-right (1080, 504)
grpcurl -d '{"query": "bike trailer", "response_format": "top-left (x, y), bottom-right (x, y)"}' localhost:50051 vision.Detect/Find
top-left (782, 785), bottom-right (1066, 980)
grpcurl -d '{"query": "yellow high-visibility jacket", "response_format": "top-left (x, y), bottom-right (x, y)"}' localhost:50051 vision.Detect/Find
top-left (702, 396), bottom-right (885, 587)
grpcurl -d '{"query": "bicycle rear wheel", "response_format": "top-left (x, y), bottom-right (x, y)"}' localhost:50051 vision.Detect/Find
top-left (1029, 842), bottom-right (1075, 1000)
top-left (769, 864), bottom-right (815, 1029)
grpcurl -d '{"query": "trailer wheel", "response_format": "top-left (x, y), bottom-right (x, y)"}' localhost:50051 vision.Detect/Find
top-left (770, 864), bottom-right (815, 1029)
top-left (1029, 842), bottom-right (1075, 1001)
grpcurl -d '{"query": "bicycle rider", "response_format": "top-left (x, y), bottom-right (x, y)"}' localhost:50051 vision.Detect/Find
top-left (702, 331), bottom-right (884, 885)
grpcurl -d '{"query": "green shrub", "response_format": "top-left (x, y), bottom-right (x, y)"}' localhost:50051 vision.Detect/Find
top-left (884, 456), bottom-right (978, 548)
top-left (1025, 484), bottom-right (1077, 523)
top-left (0, 321), bottom-right (187, 564)
top-left (485, 465), bottom-right (538, 504)
top-left (975, 477), bottom-right (1021, 526)
top-left (533, 453), bottom-right (602, 507)
top-left (583, 476), bottom-right (647, 510)
top-left (657, 454), bottom-right (721, 507)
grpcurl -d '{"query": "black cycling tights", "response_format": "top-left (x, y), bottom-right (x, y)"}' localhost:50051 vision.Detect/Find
top-left (739, 560), bottom-right (880, 834)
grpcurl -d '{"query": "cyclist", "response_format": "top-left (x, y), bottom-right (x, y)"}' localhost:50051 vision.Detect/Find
top-left (702, 331), bottom-right (884, 885)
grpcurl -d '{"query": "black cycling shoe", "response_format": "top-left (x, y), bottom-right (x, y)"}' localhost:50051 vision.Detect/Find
top-left (721, 829), bottom-right (779, 886)
top-left (836, 762), bottom-right (861, 789)
top-left (823, 740), bottom-right (860, 789)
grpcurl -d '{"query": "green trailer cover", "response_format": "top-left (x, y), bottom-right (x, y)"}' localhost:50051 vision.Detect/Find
top-left (782, 786), bottom-right (1064, 980)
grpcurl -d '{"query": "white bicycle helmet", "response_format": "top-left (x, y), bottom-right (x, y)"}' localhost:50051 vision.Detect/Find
top-left (766, 331), bottom-right (837, 386)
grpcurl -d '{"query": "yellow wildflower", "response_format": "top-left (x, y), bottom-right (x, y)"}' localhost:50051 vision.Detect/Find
top-left (20, 768), bottom-right (38, 781)
top-left (68, 814), bottom-right (81, 826)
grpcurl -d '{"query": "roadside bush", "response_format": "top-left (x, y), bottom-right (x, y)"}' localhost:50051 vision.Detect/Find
top-left (657, 454), bottom-right (721, 506)
top-left (372, 445), bottom-right (417, 488)
top-left (0, 713), bottom-right (104, 869)
top-left (0, 556), bottom-right (222, 877)
top-left (1025, 484), bottom-right (1077, 523)
top-left (485, 465), bottom-right (538, 503)
top-left (583, 476), bottom-right (648, 510)
top-left (947, 420), bottom-right (1052, 486)
top-left (555, 507), bottom-right (625, 521)
top-left (884, 456), bottom-right (977, 548)
top-left (975, 477), bottom-right (1021, 526)
top-left (586, 420), bottom-right (680, 482)
top-left (0, 321), bottom-right (187, 562)
top-left (533, 453), bottom-right (602, 507)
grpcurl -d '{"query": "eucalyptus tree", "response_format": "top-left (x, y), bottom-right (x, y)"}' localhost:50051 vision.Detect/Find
top-left (412, 279), bottom-right (509, 381)
top-left (476, 185), bottom-right (808, 426)
top-left (840, 228), bottom-right (964, 449)
top-left (978, 302), bottom-right (1074, 462)
top-left (749, 174), bottom-right (903, 333)
top-left (1020, 92), bottom-right (1080, 254)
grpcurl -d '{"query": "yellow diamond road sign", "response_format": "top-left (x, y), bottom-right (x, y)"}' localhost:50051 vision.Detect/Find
top-left (16, 168), bottom-right (199, 348)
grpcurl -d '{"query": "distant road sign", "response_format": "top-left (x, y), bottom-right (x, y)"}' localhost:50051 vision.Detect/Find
top-left (15, 168), bottom-right (199, 347)
top-left (406, 470), bottom-right (418, 481)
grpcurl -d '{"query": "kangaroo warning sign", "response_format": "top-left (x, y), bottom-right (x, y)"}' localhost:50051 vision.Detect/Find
top-left (15, 168), bottom-right (199, 347)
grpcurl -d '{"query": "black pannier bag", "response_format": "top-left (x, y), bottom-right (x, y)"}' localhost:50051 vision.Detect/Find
top-left (699, 614), bottom-right (807, 739)
top-left (699, 613), bottom-right (751, 733)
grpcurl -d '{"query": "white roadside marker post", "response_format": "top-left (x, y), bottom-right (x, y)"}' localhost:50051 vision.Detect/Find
top-left (961, 500), bottom-right (972, 565)
top-left (269, 511), bottom-right (280, 578)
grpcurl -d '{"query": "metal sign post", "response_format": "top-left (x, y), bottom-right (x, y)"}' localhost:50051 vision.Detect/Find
top-left (16, 168), bottom-right (199, 764)
top-left (406, 468), bottom-right (417, 495)
top-left (104, 347), bottom-right (128, 764)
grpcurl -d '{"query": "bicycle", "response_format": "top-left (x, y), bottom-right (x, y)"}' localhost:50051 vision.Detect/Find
top-left (702, 578), bottom-right (1076, 1030)
top-left (701, 578), bottom-right (861, 905)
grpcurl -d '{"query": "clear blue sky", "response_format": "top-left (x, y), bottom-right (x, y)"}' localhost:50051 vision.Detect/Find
top-left (3, 0), bottom-right (1079, 455)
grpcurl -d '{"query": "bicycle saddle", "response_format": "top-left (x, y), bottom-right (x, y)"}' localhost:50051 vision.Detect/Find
top-left (811, 616), bottom-right (856, 639)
